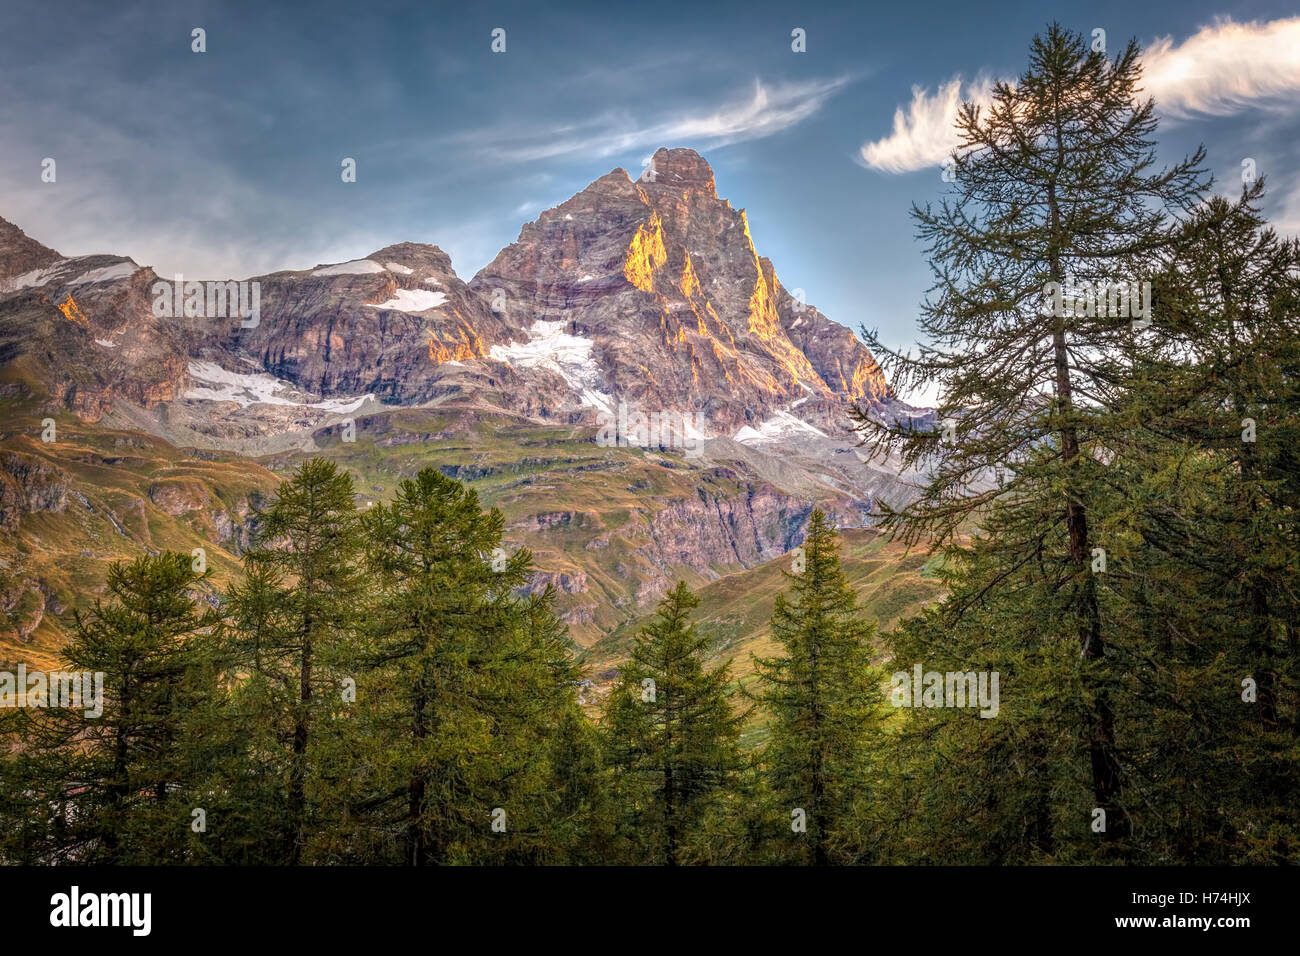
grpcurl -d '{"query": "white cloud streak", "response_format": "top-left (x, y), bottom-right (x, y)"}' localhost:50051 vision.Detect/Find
top-left (457, 77), bottom-right (850, 164)
top-left (858, 75), bottom-right (996, 174)
top-left (1143, 17), bottom-right (1300, 117)
top-left (860, 17), bottom-right (1300, 174)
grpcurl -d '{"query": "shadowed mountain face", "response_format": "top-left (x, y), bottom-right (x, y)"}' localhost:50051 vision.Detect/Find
top-left (0, 218), bottom-right (60, 279)
top-left (0, 148), bottom-right (933, 655)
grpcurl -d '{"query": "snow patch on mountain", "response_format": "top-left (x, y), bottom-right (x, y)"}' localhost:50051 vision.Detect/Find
top-left (365, 289), bottom-right (448, 312)
top-left (3, 265), bottom-right (63, 291)
top-left (489, 320), bottom-right (613, 413)
top-left (184, 361), bottom-right (371, 412)
top-left (733, 409), bottom-right (829, 445)
top-left (3, 257), bottom-right (138, 291)
top-left (69, 262), bottom-right (138, 284)
top-left (311, 259), bottom-right (386, 277)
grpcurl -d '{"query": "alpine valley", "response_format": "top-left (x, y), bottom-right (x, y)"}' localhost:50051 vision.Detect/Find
top-left (0, 148), bottom-right (939, 685)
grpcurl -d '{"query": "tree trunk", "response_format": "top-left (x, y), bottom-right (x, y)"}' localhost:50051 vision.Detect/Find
top-left (408, 673), bottom-right (428, 866)
top-left (288, 634), bottom-right (311, 864)
top-left (1048, 179), bottom-right (1125, 839)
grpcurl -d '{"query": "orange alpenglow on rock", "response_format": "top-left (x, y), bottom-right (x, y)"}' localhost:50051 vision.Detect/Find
top-left (58, 294), bottom-right (89, 329)
top-left (623, 214), bottom-right (667, 293)
top-left (427, 329), bottom-right (481, 364)
top-left (679, 253), bottom-right (702, 299)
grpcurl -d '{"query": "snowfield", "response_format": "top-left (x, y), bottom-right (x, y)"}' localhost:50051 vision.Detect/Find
top-left (733, 409), bottom-right (829, 445)
top-left (365, 289), bottom-right (447, 312)
top-left (2, 258), bottom-right (139, 292)
top-left (489, 320), bottom-right (613, 413)
top-left (69, 262), bottom-right (138, 284)
top-left (184, 361), bottom-right (372, 412)
top-left (310, 259), bottom-right (386, 277)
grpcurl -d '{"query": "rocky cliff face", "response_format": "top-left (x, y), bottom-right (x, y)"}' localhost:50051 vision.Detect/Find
top-left (208, 242), bottom-right (520, 405)
top-left (0, 219), bottom-right (61, 280)
top-left (629, 478), bottom-right (873, 605)
top-left (0, 223), bottom-right (194, 422)
top-left (0, 451), bottom-right (68, 529)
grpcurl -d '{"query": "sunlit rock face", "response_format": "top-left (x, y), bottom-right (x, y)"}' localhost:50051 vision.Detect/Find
top-left (471, 147), bottom-right (902, 437)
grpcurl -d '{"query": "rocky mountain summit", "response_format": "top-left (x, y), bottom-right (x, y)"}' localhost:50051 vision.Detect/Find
top-left (474, 148), bottom-right (904, 436)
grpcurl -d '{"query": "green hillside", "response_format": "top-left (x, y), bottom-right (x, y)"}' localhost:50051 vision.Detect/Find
top-left (1, 400), bottom-right (935, 675)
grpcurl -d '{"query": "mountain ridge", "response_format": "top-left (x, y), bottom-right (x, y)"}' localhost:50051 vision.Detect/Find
top-left (0, 148), bottom-right (923, 450)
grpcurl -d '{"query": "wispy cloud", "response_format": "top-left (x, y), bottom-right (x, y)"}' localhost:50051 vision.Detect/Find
top-left (859, 17), bottom-right (1300, 174)
top-left (858, 75), bottom-right (996, 174)
top-left (1143, 17), bottom-right (1300, 117)
top-left (456, 77), bottom-right (851, 165)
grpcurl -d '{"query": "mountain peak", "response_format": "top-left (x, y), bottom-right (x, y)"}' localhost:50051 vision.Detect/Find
top-left (367, 241), bottom-right (454, 274)
top-left (0, 216), bottom-right (61, 279)
top-left (468, 147), bottom-right (905, 436)
top-left (639, 147), bottom-right (716, 195)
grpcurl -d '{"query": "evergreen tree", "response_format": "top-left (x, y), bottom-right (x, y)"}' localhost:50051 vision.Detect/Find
top-left (602, 580), bottom-right (744, 865)
top-left (853, 24), bottom-right (1208, 839)
top-left (546, 699), bottom-right (615, 864)
top-left (1149, 181), bottom-right (1300, 728)
top-left (2, 552), bottom-right (214, 863)
top-left (1115, 181), bottom-right (1300, 860)
top-left (751, 511), bottom-right (883, 864)
top-left (222, 457), bottom-right (364, 863)
top-left (329, 468), bottom-right (587, 864)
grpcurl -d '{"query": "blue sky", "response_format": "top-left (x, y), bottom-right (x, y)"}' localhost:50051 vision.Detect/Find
top-left (2, 0), bottom-right (1298, 404)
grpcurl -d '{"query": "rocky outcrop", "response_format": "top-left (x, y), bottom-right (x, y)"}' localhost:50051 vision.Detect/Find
top-left (611, 478), bottom-right (872, 607)
top-left (0, 452), bottom-right (68, 528)
top-left (145, 480), bottom-right (259, 551)
top-left (0, 218), bottom-right (61, 282)
top-left (148, 478), bottom-right (212, 516)
top-left (528, 570), bottom-right (589, 595)
top-left (0, 560), bottom-right (45, 644)
top-left (646, 489), bottom-right (800, 568)
top-left (0, 247), bottom-right (189, 423)
top-left (512, 510), bottom-right (601, 533)
top-left (210, 494), bottom-right (260, 553)
top-left (206, 242), bottom-right (518, 405)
